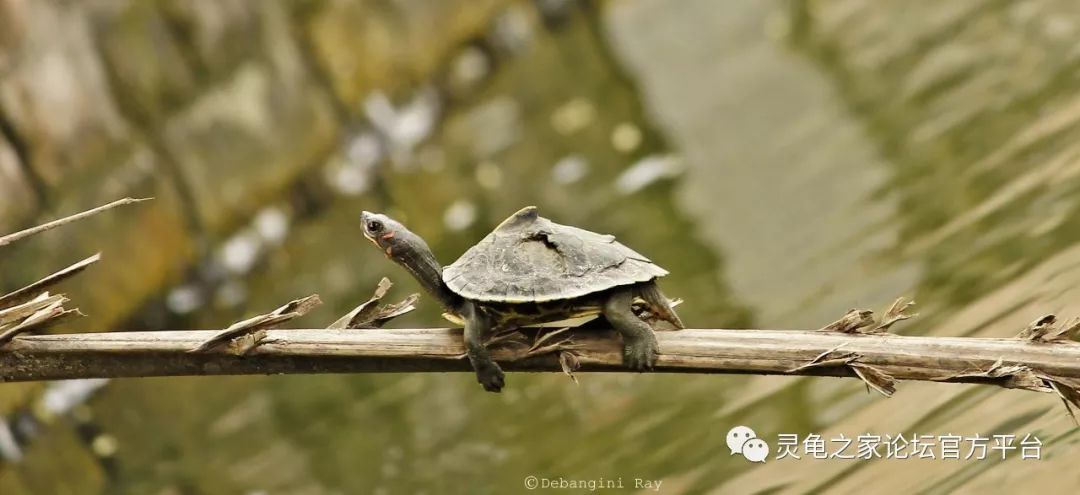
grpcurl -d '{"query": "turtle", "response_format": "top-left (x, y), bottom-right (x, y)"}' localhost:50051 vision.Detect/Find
top-left (360, 206), bottom-right (684, 392)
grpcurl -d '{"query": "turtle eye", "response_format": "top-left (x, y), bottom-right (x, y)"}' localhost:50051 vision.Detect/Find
top-left (366, 220), bottom-right (383, 234)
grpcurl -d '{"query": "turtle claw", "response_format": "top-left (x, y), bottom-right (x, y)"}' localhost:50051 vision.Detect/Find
top-left (475, 363), bottom-right (506, 392)
top-left (623, 335), bottom-right (659, 371)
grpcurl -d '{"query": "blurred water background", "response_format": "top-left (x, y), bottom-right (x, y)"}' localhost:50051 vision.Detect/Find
top-left (2, 0), bottom-right (1080, 493)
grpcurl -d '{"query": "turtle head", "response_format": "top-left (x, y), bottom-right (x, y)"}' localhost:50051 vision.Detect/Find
top-left (360, 211), bottom-right (464, 312)
top-left (361, 211), bottom-right (413, 259)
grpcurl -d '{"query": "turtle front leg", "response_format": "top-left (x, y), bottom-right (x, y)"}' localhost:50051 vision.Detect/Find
top-left (603, 288), bottom-right (659, 370)
top-left (463, 305), bottom-right (505, 392)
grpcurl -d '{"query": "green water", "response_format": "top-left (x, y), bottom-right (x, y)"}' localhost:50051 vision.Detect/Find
top-left (9, 0), bottom-right (1080, 493)
top-left (85, 7), bottom-right (757, 493)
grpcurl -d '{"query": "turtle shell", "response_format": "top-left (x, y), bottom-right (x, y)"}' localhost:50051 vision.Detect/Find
top-left (442, 206), bottom-right (668, 303)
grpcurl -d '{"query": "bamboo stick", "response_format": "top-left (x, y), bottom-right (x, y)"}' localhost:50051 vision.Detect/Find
top-left (4, 198), bottom-right (1080, 416)
top-left (1, 327), bottom-right (1077, 394)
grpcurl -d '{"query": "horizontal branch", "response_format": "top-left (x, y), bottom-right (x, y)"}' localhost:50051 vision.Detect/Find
top-left (5, 200), bottom-right (1076, 416)
top-left (2, 327), bottom-right (1079, 393)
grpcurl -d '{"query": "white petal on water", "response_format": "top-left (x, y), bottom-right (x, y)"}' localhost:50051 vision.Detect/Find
top-left (41, 379), bottom-right (110, 416)
top-left (364, 87), bottom-right (442, 157)
top-left (491, 5), bottom-right (535, 54)
top-left (327, 159), bottom-right (371, 196)
top-left (552, 154), bottom-right (589, 184)
top-left (475, 161), bottom-right (503, 190)
top-left (167, 284), bottom-right (204, 314)
top-left (448, 46), bottom-right (491, 91)
top-left (325, 131), bottom-right (383, 195)
top-left (0, 419), bottom-right (21, 462)
top-left (463, 97), bottom-right (522, 159)
top-left (444, 200), bottom-right (477, 232)
top-left (91, 434), bottom-right (118, 457)
top-left (400, 87), bottom-right (441, 146)
top-left (218, 230), bottom-right (262, 275)
top-left (611, 122), bottom-right (643, 153)
top-left (615, 154), bottom-right (685, 194)
top-left (550, 98), bottom-right (596, 136)
top-left (346, 131), bottom-right (383, 170)
top-left (254, 207), bottom-right (290, 245)
top-left (364, 92), bottom-right (397, 135)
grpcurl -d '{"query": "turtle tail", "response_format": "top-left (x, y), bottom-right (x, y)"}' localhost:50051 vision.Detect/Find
top-left (636, 282), bottom-right (684, 329)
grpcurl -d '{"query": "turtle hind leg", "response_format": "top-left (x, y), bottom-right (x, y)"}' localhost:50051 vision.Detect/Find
top-left (463, 304), bottom-right (505, 392)
top-left (636, 282), bottom-right (684, 329)
top-left (603, 288), bottom-right (659, 370)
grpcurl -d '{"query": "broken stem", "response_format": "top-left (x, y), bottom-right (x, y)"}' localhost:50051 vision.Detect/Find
top-left (0, 197), bottom-right (151, 247)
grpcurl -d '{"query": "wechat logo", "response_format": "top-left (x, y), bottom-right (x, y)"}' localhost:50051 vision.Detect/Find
top-left (727, 425), bottom-right (769, 463)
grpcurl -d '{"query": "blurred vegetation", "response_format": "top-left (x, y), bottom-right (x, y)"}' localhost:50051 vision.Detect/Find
top-left (3, 0), bottom-right (1080, 493)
